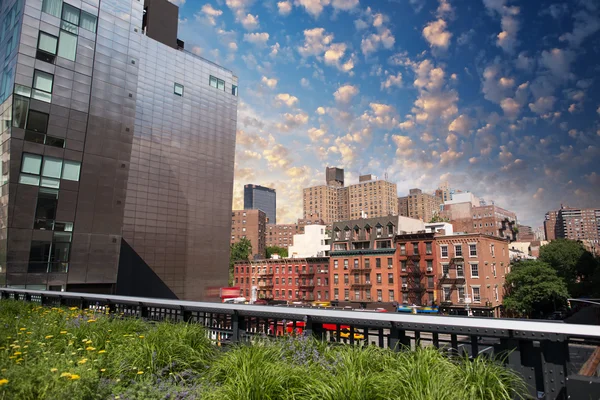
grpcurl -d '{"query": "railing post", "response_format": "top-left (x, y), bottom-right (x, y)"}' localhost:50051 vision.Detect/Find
top-left (231, 311), bottom-right (245, 343)
top-left (182, 307), bottom-right (192, 323)
top-left (140, 304), bottom-right (149, 319)
top-left (541, 338), bottom-right (568, 399)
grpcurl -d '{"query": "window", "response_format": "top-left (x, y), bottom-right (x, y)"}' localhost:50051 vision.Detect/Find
top-left (37, 32), bottom-right (58, 63)
top-left (472, 287), bottom-right (481, 302)
top-left (377, 290), bottom-right (382, 301)
top-left (387, 258), bottom-right (393, 268)
top-left (443, 287), bottom-right (451, 302)
top-left (376, 273), bottom-right (382, 283)
top-left (80, 11), bottom-right (97, 32)
top-left (455, 245), bottom-right (463, 257)
top-left (441, 245), bottom-right (448, 258)
top-left (490, 244), bottom-right (495, 256)
top-left (442, 263), bottom-right (449, 276)
top-left (427, 276), bottom-right (434, 288)
top-left (458, 287), bottom-right (465, 302)
top-left (364, 259), bottom-right (370, 269)
top-left (389, 290), bottom-right (394, 302)
top-left (403, 292), bottom-right (409, 303)
top-left (19, 153), bottom-right (81, 187)
top-left (28, 232), bottom-right (71, 273)
top-left (400, 244), bottom-right (406, 255)
top-left (343, 259), bottom-right (348, 269)
top-left (232, 85), bottom-right (238, 96)
top-left (456, 264), bottom-right (464, 278)
top-left (494, 285), bottom-right (499, 301)
top-left (426, 260), bottom-right (433, 271)
top-left (343, 274), bottom-right (348, 285)
top-left (354, 259), bottom-right (358, 268)
top-left (470, 263), bottom-right (479, 278)
top-left (32, 70), bottom-right (53, 102)
top-left (209, 75), bottom-right (225, 90)
top-left (62, 3), bottom-right (80, 25)
top-left (174, 83), bottom-right (184, 96)
top-left (333, 274), bottom-right (338, 284)
top-left (413, 243), bottom-right (419, 254)
top-left (375, 258), bottom-right (381, 268)
top-left (388, 273), bottom-right (393, 284)
top-left (42, 0), bottom-right (62, 18)
top-left (401, 261), bottom-right (407, 271)
top-left (468, 244), bottom-right (477, 256)
top-left (34, 189), bottom-right (58, 229)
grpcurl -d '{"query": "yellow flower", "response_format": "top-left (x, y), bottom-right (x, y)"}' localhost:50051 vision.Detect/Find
top-left (70, 374), bottom-right (80, 380)
top-left (69, 307), bottom-right (78, 310)
top-left (19, 328), bottom-right (26, 331)
top-left (138, 335), bottom-right (145, 339)
top-left (86, 347), bottom-right (96, 351)
top-left (108, 330), bottom-right (112, 332)
top-left (77, 359), bottom-right (87, 365)
top-left (98, 350), bottom-right (106, 354)
top-left (26, 332), bottom-right (32, 335)
top-left (87, 320), bottom-right (96, 323)
top-left (137, 371), bottom-right (144, 375)
top-left (0, 378), bottom-right (8, 386)
top-left (45, 335), bottom-right (53, 339)
top-left (50, 368), bottom-right (58, 372)
top-left (100, 369), bottom-right (106, 372)
top-left (13, 352), bottom-right (22, 356)
top-left (85, 340), bottom-right (92, 345)
top-left (8, 356), bottom-right (15, 359)
top-left (60, 331), bottom-right (67, 334)
top-left (60, 372), bottom-right (72, 378)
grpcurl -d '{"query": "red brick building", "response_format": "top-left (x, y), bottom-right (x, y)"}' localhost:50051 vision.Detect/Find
top-left (396, 232), bottom-right (439, 306)
top-left (233, 257), bottom-right (329, 302)
top-left (231, 209), bottom-right (266, 259)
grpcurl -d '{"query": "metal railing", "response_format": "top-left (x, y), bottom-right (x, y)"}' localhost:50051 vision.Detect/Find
top-left (1, 288), bottom-right (599, 400)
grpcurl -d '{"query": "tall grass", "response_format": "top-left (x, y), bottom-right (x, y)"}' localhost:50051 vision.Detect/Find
top-left (0, 300), bottom-right (528, 400)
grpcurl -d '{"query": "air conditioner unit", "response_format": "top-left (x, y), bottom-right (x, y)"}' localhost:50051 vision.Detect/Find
top-left (426, 267), bottom-right (433, 272)
top-left (402, 284), bottom-right (408, 288)
top-left (344, 297), bottom-right (349, 301)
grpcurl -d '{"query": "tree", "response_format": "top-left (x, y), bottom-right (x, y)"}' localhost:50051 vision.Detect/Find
top-left (539, 239), bottom-right (599, 297)
top-left (266, 245), bottom-right (288, 259)
top-left (229, 238), bottom-right (252, 286)
top-left (429, 212), bottom-right (450, 223)
top-left (503, 260), bottom-right (569, 318)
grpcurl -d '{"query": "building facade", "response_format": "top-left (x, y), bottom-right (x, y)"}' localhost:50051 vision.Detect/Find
top-left (233, 257), bottom-right (330, 302)
top-left (544, 206), bottom-right (600, 248)
top-left (266, 223), bottom-right (299, 248)
top-left (0, 0), bottom-right (237, 300)
top-left (231, 210), bottom-right (266, 259)
top-left (517, 225), bottom-right (535, 241)
top-left (243, 184), bottom-right (276, 224)
top-left (441, 201), bottom-right (517, 241)
top-left (397, 188), bottom-right (442, 222)
top-left (288, 224), bottom-right (330, 258)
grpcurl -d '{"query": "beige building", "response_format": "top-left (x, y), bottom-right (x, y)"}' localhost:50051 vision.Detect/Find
top-left (303, 169), bottom-right (397, 224)
top-left (397, 188), bottom-right (442, 222)
top-left (231, 210), bottom-right (266, 259)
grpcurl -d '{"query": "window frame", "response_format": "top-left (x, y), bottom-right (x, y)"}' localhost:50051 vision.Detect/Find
top-left (440, 245), bottom-right (448, 258)
top-left (470, 263), bottom-right (479, 278)
top-left (174, 83), bottom-right (184, 96)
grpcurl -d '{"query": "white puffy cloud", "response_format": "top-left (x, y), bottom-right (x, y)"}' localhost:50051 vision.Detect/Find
top-left (228, 42), bottom-right (238, 51)
top-left (361, 28), bottom-right (395, 56)
top-left (483, 0), bottom-right (520, 53)
top-left (381, 72), bottom-right (402, 90)
top-left (298, 28), bottom-right (334, 57)
top-left (294, 0), bottom-right (329, 17)
top-left (422, 19), bottom-right (452, 50)
top-left (500, 98), bottom-right (521, 119)
top-left (241, 13), bottom-right (260, 30)
top-left (198, 4), bottom-right (223, 25)
top-left (243, 32), bottom-right (270, 46)
top-left (261, 76), bottom-right (278, 89)
top-left (528, 96), bottom-right (556, 114)
top-left (263, 144), bottom-right (293, 169)
top-left (559, 6), bottom-right (600, 47)
top-left (539, 48), bottom-right (575, 80)
top-left (300, 78), bottom-right (310, 87)
top-left (361, 103), bottom-right (399, 128)
top-left (316, 106), bottom-right (326, 115)
top-left (392, 135), bottom-right (414, 156)
top-left (515, 52), bottom-right (534, 71)
top-left (275, 93), bottom-right (299, 107)
top-left (333, 84), bottom-right (359, 104)
top-left (277, 1), bottom-right (292, 15)
top-left (308, 126), bottom-right (327, 142)
top-left (448, 114), bottom-right (471, 136)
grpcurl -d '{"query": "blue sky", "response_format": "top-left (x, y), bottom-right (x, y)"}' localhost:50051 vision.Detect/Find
top-left (173, 0), bottom-right (600, 228)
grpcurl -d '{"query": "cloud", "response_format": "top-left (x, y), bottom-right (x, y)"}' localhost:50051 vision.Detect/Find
top-left (316, 106), bottom-right (326, 115)
top-left (228, 42), bottom-right (238, 51)
top-left (300, 78), bottom-right (310, 87)
top-left (261, 76), bottom-right (278, 89)
top-left (241, 14), bottom-right (260, 30)
top-left (515, 52), bottom-right (534, 71)
top-left (277, 1), bottom-right (292, 15)
top-left (294, 0), bottom-right (329, 17)
top-left (277, 112), bottom-right (309, 130)
top-left (422, 19), bottom-right (452, 50)
top-left (448, 114), bottom-right (471, 136)
top-left (528, 96), bottom-right (556, 114)
top-left (198, 4), bottom-right (223, 25)
top-left (483, 0), bottom-right (520, 53)
top-left (559, 6), bottom-right (600, 47)
top-left (308, 126), bottom-right (327, 142)
top-left (323, 43), bottom-right (355, 73)
top-left (243, 32), bottom-right (270, 46)
top-left (191, 46), bottom-right (202, 56)
top-left (539, 48), bottom-right (575, 80)
top-left (381, 72), bottom-right (402, 90)
top-left (333, 84), bottom-right (359, 103)
top-left (332, 0), bottom-right (359, 11)
top-left (275, 93), bottom-right (299, 107)
top-left (392, 135), bottom-right (414, 156)
top-left (361, 28), bottom-right (396, 56)
top-left (263, 144), bottom-right (293, 169)
top-left (298, 28), bottom-right (334, 57)
top-left (500, 98), bottom-right (521, 119)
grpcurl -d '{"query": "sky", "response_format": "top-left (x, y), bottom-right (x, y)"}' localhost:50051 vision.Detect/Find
top-left (173, 0), bottom-right (600, 228)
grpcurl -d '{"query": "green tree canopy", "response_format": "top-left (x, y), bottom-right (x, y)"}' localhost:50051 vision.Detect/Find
top-left (539, 239), bottom-right (599, 297)
top-left (503, 260), bottom-right (569, 318)
top-left (266, 245), bottom-right (288, 259)
top-left (229, 238), bottom-right (252, 286)
top-left (429, 212), bottom-right (450, 223)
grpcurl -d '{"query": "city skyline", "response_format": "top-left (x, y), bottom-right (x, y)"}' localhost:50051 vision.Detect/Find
top-left (174, 0), bottom-right (600, 228)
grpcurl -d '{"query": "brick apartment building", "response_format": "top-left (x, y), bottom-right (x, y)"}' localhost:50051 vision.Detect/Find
top-left (266, 224), bottom-right (300, 248)
top-left (231, 210), bottom-right (266, 259)
top-left (396, 232), bottom-right (438, 306)
top-left (233, 257), bottom-right (330, 302)
top-left (397, 188), bottom-right (443, 222)
top-left (544, 207), bottom-right (600, 250)
top-left (517, 225), bottom-right (535, 241)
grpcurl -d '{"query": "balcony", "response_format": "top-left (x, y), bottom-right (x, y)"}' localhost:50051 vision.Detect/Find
top-left (361, 266), bottom-right (372, 272)
top-left (438, 274), bottom-right (466, 285)
top-left (299, 282), bottom-right (315, 289)
top-left (258, 282), bottom-right (274, 288)
top-left (259, 270), bottom-right (274, 277)
top-left (351, 281), bottom-right (372, 288)
top-left (409, 254), bottom-right (420, 260)
top-left (299, 271), bottom-right (315, 278)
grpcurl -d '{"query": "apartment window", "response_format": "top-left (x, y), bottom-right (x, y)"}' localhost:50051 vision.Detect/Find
top-left (413, 243), bottom-right (419, 254)
top-left (427, 276), bottom-right (434, 288)
top-left (377, 290), bottom-right (382, 301)
top-left (494, 285), bottom-right (499, 301)
top-left (388, 273), bottom-right (393, 284)
top-left (387, 258), bottom-right (393, 268)
top-left (333, 274), bottom-right (338, 285)
top-left (174, 83), bottom-right (184, 96)
top-left (325, 291), bottom-right (329, 300)
top-left (28, 232), bottom-right (71, 273)
top-left (470, 263), bottom-right (479, 278)
top-left (455, 245), bottom-right (463, 257)
top-left (490, 244), bottom-right (495, 256)
top-left (443, 287), bottom-right (451, 302)
top-left (389, 290), bottom-right (395, 302)
top-left (19, 154), bottom-right (81, 188)
top-left (32, 70), bottom-right (53, 102)
top-left (442, 263), bottom-right (449, 276)
top-left (37, 32), bottom-right (58, 63)
top-left (426, 260), bottom-right (433, 271)
top-left (58, 29), bottom-right (77, 61)
top-left (343, 274), bottom-right (349, 285)
top-left (42, 0), bottom-right (62, 17)
top-left (400, 244), bottom-right (406, 255)
top-left (400, 260), bottom-right (407, 271)
top-left (456, 264), bottom-right (464, 278)
top-left (209, 75), bottom-right (225, 90)
top-left (364, 259), bottom-right (370, 269)
top-left (469, 244), bottom-right (477, 257)
top-left (232, 85), bottom-right (238, 96)
top-left (354, 259), bottom-right (359, 268)
top-left (375, 258), bottom-right (381, 268)
top-left (472, 286), bottom-right (481, 303)
top-left (425, 242), bottom-right (432, 255)
top-left (441, 245), bottom-right (448, 258)
top-left (376, 273), bottom-right (382, 283)
top-left (334, 260), bottom-right (338, 269)
top-left (403, 292), bottom-right (409, 303)
top-left (33, 189), bottom-right (67, 230)
top-left (344, 289), bottom-right (349, 300)
top-left (458, 287), bottom-right (465, 302)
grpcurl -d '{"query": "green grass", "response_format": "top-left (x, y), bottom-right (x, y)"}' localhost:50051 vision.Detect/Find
top-left (0, 300), bottom-right (527, 400)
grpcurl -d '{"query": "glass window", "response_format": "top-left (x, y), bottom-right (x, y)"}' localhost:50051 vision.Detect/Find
top-left (472, 287), bottom-right (481, 302)
top-left (60, 20), bottom-right (78, 34)
top-left (209, 75), bottom-right (218, 88)
top-left (174, 83), bottom-right (184, 96)
top-left (469, 244), bottom-right (477, 257)
top-left (29, 241), bottom-right (52, 273)
top-left (470, 263), bottom-right (479, 278)
top-left (217, 79), bottom-right (225, 90)
top-left (232, 85), bottom-right (238, 96)
top-left (35, 189), bottom-right (58, 225)
top-left (42, 157), bottom-right (62, 178)
top-left (32, 70), bottom-right (53, 102)
top-left (455, 245), bottom-right (463, 257)
top-left (61, 160), bottom-right (81, 181)
top-left (441, 245), bottom-right (448, 257)
top-left (80, 11), bottom-right (97, 32)
top-left (62, 3), bottom-right (80, 25)
top-left (42, 0), bottom-right (62, 18)
top-left (12, 95), bottom-right (29, 129)
top-left (58, 31), bottom-right (77, 61)
top-left (19, 174), bottom-right (40, 186)
top-left (22, 154), bottom-right (42, 175)
top-left (26, 110), bottom-right (49, 134)
top-left (38, 32), bottom-right (58, 55)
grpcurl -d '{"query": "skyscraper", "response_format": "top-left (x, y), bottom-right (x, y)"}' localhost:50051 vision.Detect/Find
top-left (0, 0), bottom-right (238, 301)
top-left (244, 184), bottom-right (276, 224)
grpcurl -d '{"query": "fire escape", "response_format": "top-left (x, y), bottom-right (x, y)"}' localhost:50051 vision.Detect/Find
top-left (298, 266), bottom-right (315, 301)
top-left (499, 217), bottom-right (517, 242)
top-left (257, 266), bottom-right (274, 299)
top-left (405, 251), bottom-right (425, 305)
top-left (438, 256), bottom-right (466, 304)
